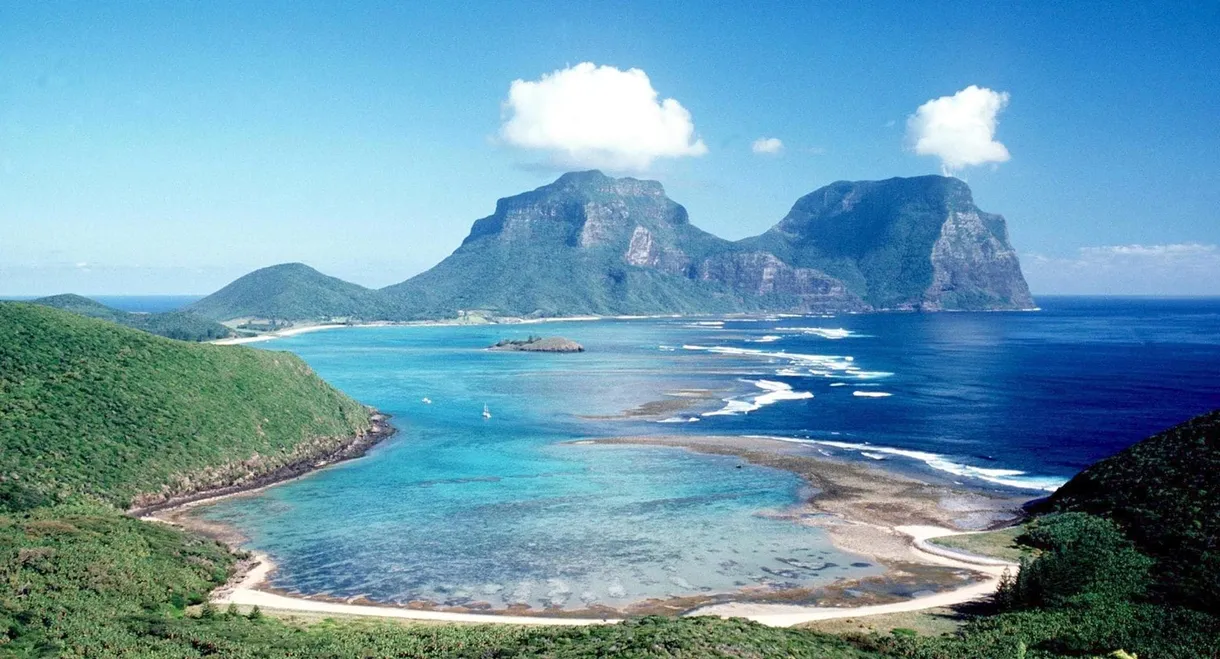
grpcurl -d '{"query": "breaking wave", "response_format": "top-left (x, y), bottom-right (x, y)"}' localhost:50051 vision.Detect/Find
top-left (774, 327), bottom-right (860, 340)
top-left (750, 436), bottom-right (1068, 492)
top-left (703, 379), bottom-right (813, 417)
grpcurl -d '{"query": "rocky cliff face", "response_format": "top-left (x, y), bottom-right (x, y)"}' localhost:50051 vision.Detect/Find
top-left (696, 251), bottom-right (868, 312)
top-left (923, 206), bottom-right (1034, 311)
top-left (740, 176), bottom-right (1034, 310)
top-left (381, 171), bottom-right (746, 317)
top-left (378, 171), bottom-right (1033, 318)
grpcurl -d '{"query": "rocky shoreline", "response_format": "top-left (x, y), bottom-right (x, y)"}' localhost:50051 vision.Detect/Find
top-left (127, 410), bottom-right (397, 518)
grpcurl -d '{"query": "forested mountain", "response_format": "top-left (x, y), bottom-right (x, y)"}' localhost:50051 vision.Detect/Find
top-left (741, 176), bottom-right (1034, 310)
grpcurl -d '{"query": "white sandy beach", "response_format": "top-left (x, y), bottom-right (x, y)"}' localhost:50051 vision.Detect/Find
top-left (208, 525), bottom-right (1015, 628)
top-left (210, 314), bottom-right (612, 346)
top-left (148, 432), bottom-right (1026, 628)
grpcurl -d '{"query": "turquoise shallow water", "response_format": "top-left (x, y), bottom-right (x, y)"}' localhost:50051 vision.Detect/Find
top-left (200, 320), bottom-right (881, 610)
top-left (198, 299), bottom-right (1220, 610)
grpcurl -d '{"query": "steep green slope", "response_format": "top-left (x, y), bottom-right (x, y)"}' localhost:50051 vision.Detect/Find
top-left (187, 263), bottom-right (401, 322)
top-left (1045, 409), bottom-right (1220, 611)
top-left (0, 302), bottom-right (372, 509)
top-left (741, 176), bottom-right (1033, 310)
top-left (32, 293), bottom-right (233, 341)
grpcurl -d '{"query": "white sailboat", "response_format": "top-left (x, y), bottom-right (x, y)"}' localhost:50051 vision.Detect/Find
top-left (482, 404), bottom-right (491, 419)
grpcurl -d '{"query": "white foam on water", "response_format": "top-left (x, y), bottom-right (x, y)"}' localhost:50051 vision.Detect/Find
top-left (860, 451), bottom-right (887, 460)
top-left (748, 436), bottom-right (1068, 492)
top-left (688, 321), bottom-right (725, 327)
top-left (752, 379), bottom-right (815, 407)
top-left (657, 416), bottom-right (701, 423)
top-left (681, 344), bottom-right (893, 382)
top-left (751, 335), bottom-right (783, 343)
top-left (703, 399), bottom-right (761, 416)
top-left (775, 327), bottom-right (858, 339)
top-left (829, 382), bottom-right (848, 387)
top-left (852, 391), bottom-right (892, 398)
top-left (703, 379), bottom-right (813, 416)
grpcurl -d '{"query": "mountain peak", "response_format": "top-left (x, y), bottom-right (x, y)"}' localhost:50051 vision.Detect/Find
top-left (547, 170), bottom-right (666, 197)
top-left (745, 174), bottom-right (1032, 310)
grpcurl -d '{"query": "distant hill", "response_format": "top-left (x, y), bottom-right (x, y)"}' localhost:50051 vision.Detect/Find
top-left (740, 176), bottom-right (1034, 310)
top-left (186, 263), bottom-right (401, 323)
top-left (0, 302), bottom-right (374, 509)
top-left (32, 293), bottom-right (234, 341)
top-left (1046, 409), bottom-right (1220, 611)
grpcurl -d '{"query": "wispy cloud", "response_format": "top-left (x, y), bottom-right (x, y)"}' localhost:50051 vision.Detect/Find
top-left (1023, 244), bottom-right (1220, 295)
top-left (906, 85), bottom-right (1011, 175)
top-left (499, 62), bottom-right (707, 172)
top-left (751, 137), bottom-right (784, 155)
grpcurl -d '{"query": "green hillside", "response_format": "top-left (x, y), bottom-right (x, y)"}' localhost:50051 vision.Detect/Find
top-left (187, 263), bottom-right (402, 322)
top-left (390, 244), bottom-right (747, 319)
top-left (1046, 409), bottom-right (1220, 611)
top-left (32, 293), bottom-right (233, 341)
top-left (0, 302), bottom-right (372, 509)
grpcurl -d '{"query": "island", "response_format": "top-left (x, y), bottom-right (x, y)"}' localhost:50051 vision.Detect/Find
top-left (489, 335), bottom-right (585, 352)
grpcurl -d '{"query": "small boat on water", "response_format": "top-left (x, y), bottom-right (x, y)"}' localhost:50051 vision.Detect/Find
top-left (482, 404), bottom-right (492, 419)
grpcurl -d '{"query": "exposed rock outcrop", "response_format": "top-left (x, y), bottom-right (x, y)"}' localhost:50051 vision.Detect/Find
top-left (489, 336), bottom-right (585, 353)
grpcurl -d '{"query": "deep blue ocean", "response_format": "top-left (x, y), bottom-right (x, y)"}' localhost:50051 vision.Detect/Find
top-left (184, 297), bottom-right (1219, 610)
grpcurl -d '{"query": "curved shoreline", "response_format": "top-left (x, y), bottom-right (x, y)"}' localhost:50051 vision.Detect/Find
top-left (129, 411), bottom-right (396, 518)
top-left (160, 433), bottom-right (1024, 628)
top-left (208, 526), bottom-right (1015, 628)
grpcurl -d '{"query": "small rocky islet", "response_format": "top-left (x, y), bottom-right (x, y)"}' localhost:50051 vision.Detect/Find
top-left (488, 336), bottom-right (585, 353)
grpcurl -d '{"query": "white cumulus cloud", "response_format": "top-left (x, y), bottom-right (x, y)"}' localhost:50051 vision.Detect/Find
top-left (906, 85), bottom-right (1011, 174)
top-left (751, 137), bottom-right (784, 155)
top-left (499, 62), bottom-right (708, 172)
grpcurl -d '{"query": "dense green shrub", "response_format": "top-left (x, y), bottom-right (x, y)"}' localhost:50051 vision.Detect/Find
top-left (31, 294), bottom-right (233, 341)
top-left (858, 603), bottom-right (1220, 659)
top-left (1001, 514), bottom-right (1153, 609)
top-left (1047, 410), bottom-right (1220, 611)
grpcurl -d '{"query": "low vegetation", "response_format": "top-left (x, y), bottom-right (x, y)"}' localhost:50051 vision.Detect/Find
top-left (927, 526), bottom-right (1030, 563)
top-left (31, 293), bottom-right (233, 341)
top-left (490, 335), bottom-right (585, 352)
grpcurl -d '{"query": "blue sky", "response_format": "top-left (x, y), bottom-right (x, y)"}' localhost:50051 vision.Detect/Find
top-left (2, 1), bottom-right (1218, 295)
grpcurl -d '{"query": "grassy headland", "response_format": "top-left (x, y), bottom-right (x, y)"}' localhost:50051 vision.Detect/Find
top-left (0, 302), bottom-right (375, 510)
top-left (31, 293), bottom-right (234, 342)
